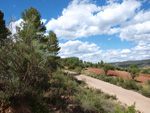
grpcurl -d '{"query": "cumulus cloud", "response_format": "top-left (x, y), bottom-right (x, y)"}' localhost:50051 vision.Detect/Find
top-left (8, 19), bottom-right (23, 35)
top-left (41, 19), bottom-right (47, 24)
top-left (8, 0), bottom-right (150, 62)
top-left (132, 41), bottom-right (150, 51)
top-left (46, 0), bottom-right (141, 40)
top-left (118, 9), bottom-right (150, 43)
top-left (121, 49), bottom-right (131, 54)
top-left (119, 21), bottom-right (150, 42)
top-left (59, 40), bottom-right (150, 63)
top-left (59, 40), bottom-right (100, 58)
top-left (8, 18), bottom-right (47, 36)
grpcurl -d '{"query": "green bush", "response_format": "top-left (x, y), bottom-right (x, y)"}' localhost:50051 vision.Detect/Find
top-left (141, 87), bottom-right (150, 97)
top-left (122, 80), bottom-right (139, 90)
top-left (75, 66), bottom-right (82, 74)
top-left (103, 63), bottom-right (115, 74)
top-left (141, 69), bottom-right (150, 74)
top-left (30, 97), bottom-right (50, 113)
top-left (119, 77), bottom-right (124, 84)
top-left (146, 80), bottom-right (150, 85)
top-left (50, 70), bottom-right (78, 108)
top-left (75, 87), bottom-right (124, 113)
top-left (115, 103), bottom-right (136, 113)
top-left (0, 17), bottom-right (51, 104)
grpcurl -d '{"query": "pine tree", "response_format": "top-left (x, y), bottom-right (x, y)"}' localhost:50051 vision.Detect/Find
top-left (46, 31), bottom-right (60, 56)
top-left (0, 10), bottom-right (11, 46)
top-left (18, 7), bottom-right (46, 42)
top-left (18, 7), bottom-right (60, 72)
top-left (45, 31), bottom-right (61, 72)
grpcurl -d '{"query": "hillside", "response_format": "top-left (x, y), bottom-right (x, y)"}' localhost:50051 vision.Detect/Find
top-left (111, 59), bottom-right (150, 68)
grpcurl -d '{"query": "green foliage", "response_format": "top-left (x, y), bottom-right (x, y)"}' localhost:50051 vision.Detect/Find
top-left (115, 103), bottom-right (136, 113)
top-left (122, 80), bottom-right (140, 90)
top-left (100, 60), bottom-right (104, 67)
top-left (45, 31), bottom-right (61, 72)
top-left (141, 68), bottom-right (150, 74)
top-left (129, 64), bottom-right (139, 68)
top-left (25, 93), bottom-right (50, 113)
top-left (146, 80), bottom-right (150, 85)
top-left (62, 57), bottom-right (84, 69)
top-left (84, 71), bottom-right (150, 98)
top-left (75, 87), bottom-right (127, 113)
top-left (50, 70), bottom-right (78, 107)
top-left (141, 86), bottom-right (150, 97)
top-left (75, 66), bottom-right (82, 74)
top-left (103, 63), bottom-right (115, 74)
top-left (20, 7), bottom-right (46, 42)
top-left (128, 64), bottom-right (140, 79)
top-left (18, 7), bottom-right (60, 72)
top-left (0, 10), bottom-right (11, 46)
top-left (45, 31), bottom-right (60, 56)
top-left (126, 103), bottom-right (136, 113)
top-left (0, 17), bottom-right (51, 103)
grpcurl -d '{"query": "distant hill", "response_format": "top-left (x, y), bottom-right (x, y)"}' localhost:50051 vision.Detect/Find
top-left (111, 59), bottom-right (150, 68)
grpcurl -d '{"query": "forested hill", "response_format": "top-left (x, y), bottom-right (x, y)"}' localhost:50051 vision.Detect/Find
top-left (111, 59), bottom-right (150, 68)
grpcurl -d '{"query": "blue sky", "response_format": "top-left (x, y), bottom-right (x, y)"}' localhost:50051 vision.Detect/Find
top-left (1, 0), bottom-right (150, 63)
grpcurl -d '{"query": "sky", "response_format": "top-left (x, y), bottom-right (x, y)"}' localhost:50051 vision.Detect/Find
top-left (1, 0), bottom-right (150, 63)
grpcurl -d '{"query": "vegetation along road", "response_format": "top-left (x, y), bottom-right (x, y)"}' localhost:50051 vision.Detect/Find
top-left (64, 70), bottom-right (150, 113)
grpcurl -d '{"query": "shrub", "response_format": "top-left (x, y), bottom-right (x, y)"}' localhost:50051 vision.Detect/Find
top-left (0, 18), bottom-right (51, 104)
top-left (141, 69), bottom-right (150, 75)
top-left (119, 77), bottom-right (124, 84)
top-left (103, 63), bottom-right (115, 74)
top-left (146, 80), bottom-right (150, 85)
top-left (141, 86), bottom-right (150, 97)
top-left (123, 80), bottom-right (139, 90)
top-left (75, 67), bottom-right (82, 74)
top-left (128, 64), bottom-right (140, 79)
top-left (115, 103), bottom-right (136, 113)
top-left (75, 88), bottom-right (122, 113)
top-left (50, 70), bottom-right (78, 108)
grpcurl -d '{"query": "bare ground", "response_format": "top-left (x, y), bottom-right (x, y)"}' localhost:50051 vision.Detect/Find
top-left (65, 70), bottom-right (150, 113)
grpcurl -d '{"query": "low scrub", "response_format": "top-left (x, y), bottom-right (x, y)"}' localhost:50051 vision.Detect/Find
top-left (84, 71), bottom-right (150, 98)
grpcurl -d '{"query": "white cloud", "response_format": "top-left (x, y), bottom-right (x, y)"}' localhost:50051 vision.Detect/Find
top-left (7, 0), bottom-right (150, 62)
top-left (132, 41), bottom-right (150, 51)
top-left (121, 49), bottom-right (131, 54)
top-left (108, 28), bottom-right (120, 35)
top-left (59, 40), bottom-right (103, 62)
top-left (108, 6), bottom-right (150, 43)
top-left (8, 19), bottom-right (23, 35)
top-left (9, 18), bottom-right (47, 35)
top-left (46, 0), bottom-right (141, 40)
top-left (119, 21), bottom-right (150, 42)
top-left (41, 19), bottom-right (47, 24)
top-left (59, 40), bottom-right (100, 57)
top-left (59, 40), bottom-right (150, 63)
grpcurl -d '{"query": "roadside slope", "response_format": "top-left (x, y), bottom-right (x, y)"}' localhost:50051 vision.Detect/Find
top-left (65, 70), bottom-right (150, 113)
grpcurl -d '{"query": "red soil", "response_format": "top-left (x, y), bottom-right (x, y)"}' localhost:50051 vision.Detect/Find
top-left (86, 68), bottom-right (150, 84)
top-left (85, 68), bottom-right (105, 75)
top-left (135, 73), bottom-right (150, 84)
top-left (107, 70), bottom-right (132, 80)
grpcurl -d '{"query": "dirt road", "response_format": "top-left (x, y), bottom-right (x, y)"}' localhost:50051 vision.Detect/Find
top-left (65, 70), bottom-right (150, 113)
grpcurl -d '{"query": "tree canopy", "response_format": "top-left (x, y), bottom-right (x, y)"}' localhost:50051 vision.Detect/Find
top-left (0, 10), bottom-right (10, 46)
top-left (18, 7), bottom-right (46, 42)
top-left (46, 31), bottom-right (60, 56)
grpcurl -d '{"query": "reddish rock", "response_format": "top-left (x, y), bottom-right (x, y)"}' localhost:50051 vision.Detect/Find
top-left (135, 73), bottom-right (150, 84)
top-left (107, 70), bottom-right (132, 80)
top-left (86, 68), bottom-right (105, 75)
top-left (86, 68), bottom-right (150, 84)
